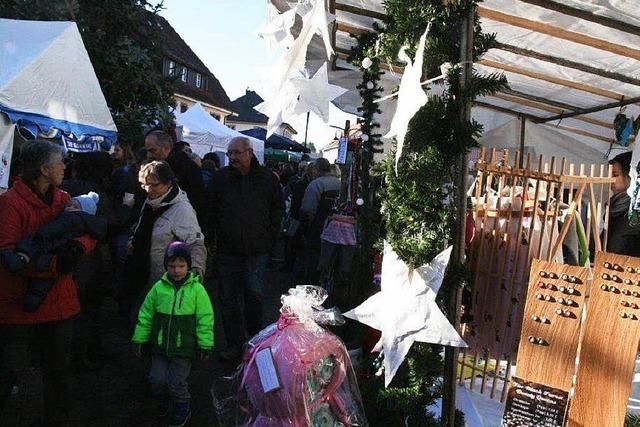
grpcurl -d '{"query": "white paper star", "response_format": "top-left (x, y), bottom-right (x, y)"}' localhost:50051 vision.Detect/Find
top-left (258, 5), bottom-right (297, 49)
top-left (255, 0), bottom-right (344, 136)
top-left (344, 243), bottom-right (466, 387)
top-left (384, 26), bottom-right (431, 172)
top-left (290, 63), bottom-right (348, 123)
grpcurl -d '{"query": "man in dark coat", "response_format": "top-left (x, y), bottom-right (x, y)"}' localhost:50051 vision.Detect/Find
top-left (208, 136), bottom-right (283, 360)
top-left (145, 130), bottom-right (205, 222)
top-left (607, 151), bottom-right (640, 256)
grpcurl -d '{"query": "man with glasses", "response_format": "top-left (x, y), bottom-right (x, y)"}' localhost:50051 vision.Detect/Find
top-left (208, 137), bottom-right (283, 361)
top-left (144, 130), bottom-right (205, 222)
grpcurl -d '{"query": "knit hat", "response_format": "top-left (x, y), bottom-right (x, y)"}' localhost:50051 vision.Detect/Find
top-left (72, 191), bottom-right (99, 215)
top-left (164, 241), bottom-right (192, 269)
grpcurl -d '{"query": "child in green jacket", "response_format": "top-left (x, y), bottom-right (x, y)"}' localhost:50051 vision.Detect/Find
top-left (132, 241), bottom-right (214, 427)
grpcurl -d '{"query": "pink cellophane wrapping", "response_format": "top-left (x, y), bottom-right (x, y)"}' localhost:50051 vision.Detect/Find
top-left (236, 286), bottom-right (367, 426)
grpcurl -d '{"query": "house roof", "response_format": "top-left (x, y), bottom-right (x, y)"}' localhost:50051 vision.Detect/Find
top-left (154, 14), bottom-right (236, 114)
top-left (228, 90), bottom-right (269, 124)
top-left (228, 90), bottom-right (298, 134)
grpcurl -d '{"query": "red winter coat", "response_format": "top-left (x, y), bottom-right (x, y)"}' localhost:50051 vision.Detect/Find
top-left (0, 178), bottom-right (96, 324)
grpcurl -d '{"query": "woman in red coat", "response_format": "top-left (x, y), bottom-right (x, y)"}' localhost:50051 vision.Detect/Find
top-left (0, 140), bottom-right (96, 425)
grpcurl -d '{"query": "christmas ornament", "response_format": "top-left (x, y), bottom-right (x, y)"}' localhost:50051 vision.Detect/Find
top-left (362, 57), bottom-right (373, 69)
top-left (291, 63), bottom-right (348, 123)
top-left (344, 243), bottom-right (466, 387)
top-left (356, 198), bottom-right (364, 206)
top-left (384, 26), bottom-right (430, 172)
top-left (258, 4), bottom-right (296, 49)
top-left (360, 134), bottom-right (369, 142)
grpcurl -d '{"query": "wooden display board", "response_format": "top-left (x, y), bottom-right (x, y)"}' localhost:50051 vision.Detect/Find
top-left (567, 252), bottom-right (640, 427)
top-left (514, 260), bottom-right (588, 391)
top-left (459, 147), bottom-right (614, 402)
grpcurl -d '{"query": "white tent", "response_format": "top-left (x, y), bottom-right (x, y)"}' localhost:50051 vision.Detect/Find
top-left (0, 18), bottom-right (117, 143)
top-left (478, 119), bottom-right (610, 167)
top-left (175, 102), bottom-right (264, 164)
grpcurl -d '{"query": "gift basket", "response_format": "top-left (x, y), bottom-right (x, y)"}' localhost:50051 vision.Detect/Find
top-left (235, 285), bottom-right (367, 426)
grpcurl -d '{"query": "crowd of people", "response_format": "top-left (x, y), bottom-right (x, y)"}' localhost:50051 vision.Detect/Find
top-left (0, 132), bottom-right (353, 427)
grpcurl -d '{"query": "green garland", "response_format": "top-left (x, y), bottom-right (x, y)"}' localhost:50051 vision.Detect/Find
top-left (348, 1), bottom-right (508, 425)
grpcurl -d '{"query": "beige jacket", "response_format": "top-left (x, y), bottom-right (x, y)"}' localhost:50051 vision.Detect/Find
top-left (133, 188), bottom-right (207, 286)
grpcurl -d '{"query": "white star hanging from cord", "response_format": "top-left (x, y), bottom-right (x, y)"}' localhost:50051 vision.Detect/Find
top-left (384, 25), bottom-right (431, 173)
top-left (255, 0), bottom-right (337, 136)
top-left (344, 242), bottom-right (466, 387)
top-left (258, 4), bottom-right (297, 49)
top-left (290, 63), bottom-right (348, 123)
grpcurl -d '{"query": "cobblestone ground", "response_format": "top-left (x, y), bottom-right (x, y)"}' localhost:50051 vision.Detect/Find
top-left (2, 267), bottom-right (293, 427)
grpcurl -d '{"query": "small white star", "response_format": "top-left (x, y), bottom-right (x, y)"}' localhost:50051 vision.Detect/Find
top-left (290, 64), bottom-right (348, 123)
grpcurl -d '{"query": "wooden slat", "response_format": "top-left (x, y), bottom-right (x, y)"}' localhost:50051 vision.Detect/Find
top-left (551, 183), bottom-right (586, 260)
top-left (479, 59), bottom-right (625, 100)
top-left (473, 101), bottom-right (546, 121)
top-left (334, 2), bottom-right (386, 20)
top-left (546, 124), bottom-right (615, 144)
top-left (491, 93), bottom-right (613, 130)
top-left (515, 260), bottom-right (589, 390)
top-left (568, 253), bottom-right (640, 427)
top-left (477, 7), bottom-right (640, 62)
top-left (518, 0), bottom-right (640, 38)
top-left (495, 43), bottom-right (640, 87)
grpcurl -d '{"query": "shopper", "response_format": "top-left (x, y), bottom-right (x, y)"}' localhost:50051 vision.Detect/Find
top-left (607, 151), bottom-right (640, 256)
top-left (0, 140), bottom-right (97, 424)
top-left (132, 241), bottom-right (214, 427)
top-left (207, 136), bottom-right (283, 361)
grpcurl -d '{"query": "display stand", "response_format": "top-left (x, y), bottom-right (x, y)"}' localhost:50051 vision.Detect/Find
top-left (514, 260), bottom-right (588, 391)
top-left (567, 252), bottom-right (640, 426)
top-left (458, 147), bottom-right (614, 402)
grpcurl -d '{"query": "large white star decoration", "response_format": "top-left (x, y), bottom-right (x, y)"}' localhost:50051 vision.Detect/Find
top-left (291, 63), bottom-right (348, 123)
top-left (384, 25), bottom-right (431, 173)
top-left (344, 243), bottom-right (466, 387)
top-left (255, 0), bottom-right (338, 136)
top-left (258, 4), bottom-right (297, 49)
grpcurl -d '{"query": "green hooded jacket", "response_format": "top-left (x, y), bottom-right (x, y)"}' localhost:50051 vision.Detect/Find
top-left (132, 272), bottom-right (214, 358)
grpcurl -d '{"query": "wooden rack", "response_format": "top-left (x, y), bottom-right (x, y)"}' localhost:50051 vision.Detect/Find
top-left (458, 147), bottom-right (614, 402)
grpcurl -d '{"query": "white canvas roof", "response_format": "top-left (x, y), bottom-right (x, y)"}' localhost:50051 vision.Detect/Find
top-left (272, 0), bottom-right (640, 153)
top-left (175, 103), bottom-right (264, 163)
top-left (0, 18), bottom-right (117, 141)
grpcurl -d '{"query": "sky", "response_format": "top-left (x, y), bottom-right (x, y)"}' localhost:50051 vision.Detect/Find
top-left (160, 0), bottom-right (356, 149)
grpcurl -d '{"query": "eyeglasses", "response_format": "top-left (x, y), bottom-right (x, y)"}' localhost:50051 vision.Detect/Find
top-left (142, 181), bottom-right (163, 189)
top-left (226, 149), bottom-right (248, 157)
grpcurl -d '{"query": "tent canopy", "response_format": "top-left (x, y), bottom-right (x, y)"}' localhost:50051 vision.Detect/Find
top-left (240, 127), bottom-right (310, 153)
top-left (175, 102), bottom-right (264, 163)
top-left (478, 119), bottom-right (610, 167)
top-left (272, 0), bottom-right (640, 153)
top-left (0, 18), bottom-right (117, 143)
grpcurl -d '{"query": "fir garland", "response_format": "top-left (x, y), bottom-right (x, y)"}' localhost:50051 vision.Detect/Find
top-left (348, 1), bottom-right (508, 425)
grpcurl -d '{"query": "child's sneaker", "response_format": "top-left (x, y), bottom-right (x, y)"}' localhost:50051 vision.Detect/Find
top-left (169, 401), bottom-right (191, 427)
top-left (157, 397), bottom-right (170, 417)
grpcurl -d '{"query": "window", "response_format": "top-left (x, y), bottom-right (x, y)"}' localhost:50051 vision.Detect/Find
top-left (181, 66), bottom-right (188, 82)
top-left (195, 73), bottom-right (202, 88)
top-left (180, 104), bottom-right (188, 113)
top-left (168, 60), bottom-right (176, 76)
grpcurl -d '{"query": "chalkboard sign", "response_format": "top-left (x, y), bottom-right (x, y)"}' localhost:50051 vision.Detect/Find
top-left (502, 377), bottom-right (568, 427)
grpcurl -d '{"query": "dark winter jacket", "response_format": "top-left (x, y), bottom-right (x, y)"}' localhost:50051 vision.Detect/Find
top-left (0, 178), bottom-right (96, 324)
top-left (167, 148), bottom-right (206, 221)
top-left (16, 211), bottom-right (108, 259)
top-left (208, 156), bottom-right (283, 256)
top-left (289, 176), bottom-right (311, 221)
top-left (607, 192), bottom-right (640, 257)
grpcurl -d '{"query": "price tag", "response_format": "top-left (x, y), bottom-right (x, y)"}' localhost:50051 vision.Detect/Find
top-left (255, 347), bottom-right (281, 393)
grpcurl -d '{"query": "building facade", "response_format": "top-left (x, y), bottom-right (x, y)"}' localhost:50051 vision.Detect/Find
top-left (158, 15), bottom-right (236, 122)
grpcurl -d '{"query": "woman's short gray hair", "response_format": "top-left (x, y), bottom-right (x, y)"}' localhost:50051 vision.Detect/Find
top-left (20, 140), bottom-right (65, 182)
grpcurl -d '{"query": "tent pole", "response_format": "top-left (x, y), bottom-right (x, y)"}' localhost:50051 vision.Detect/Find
top-left (304, 112), bottom-right (310, 148)
top-left (520, 115), bottom-right (526, 168)
top-left (443, 4), bottom-right (474, 427)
